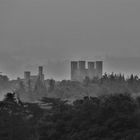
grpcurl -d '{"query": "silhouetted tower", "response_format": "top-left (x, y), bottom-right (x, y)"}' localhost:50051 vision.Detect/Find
top-left (79, 61), bottom-right (85, 70)
top-left (78, 61), bottom-right (86, 81)
top-left (88, 62), bottom-right (96, 79)
top-left (71, 60), bottom-right (103, 82)
top-left (24, 71), bottom-right (30, 81)
top-left (38, 66), bottom-right (44, 81)
top-left (71, 61), bottom-right (78, 81)
top-left (95, 61), bottom-right (103, 78)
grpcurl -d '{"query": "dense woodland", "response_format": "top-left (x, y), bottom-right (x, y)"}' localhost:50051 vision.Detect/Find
top-left (1, 73), bottom-right (140, 140)
top-left (47, 73), bottom-right (140, 99)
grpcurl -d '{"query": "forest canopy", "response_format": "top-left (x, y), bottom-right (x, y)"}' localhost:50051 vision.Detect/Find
top-left (1, 91), bottom-right (140, 140)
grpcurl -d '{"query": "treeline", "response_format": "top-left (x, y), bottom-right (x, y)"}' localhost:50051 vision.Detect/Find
top-left (48, 73), bottom-right (140, 99)
top-left (14, 73), bottom-right (140, 101)
top-left (1, 92), bottom-right (140, 140)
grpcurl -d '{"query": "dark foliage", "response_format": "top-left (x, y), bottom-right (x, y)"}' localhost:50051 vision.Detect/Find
top-left (44, 73), bottom-right (140, 99)
top-left (37, 93), bottom-right (140, 140)
top-left (0, 92), bottom-right (43, 140)
top-left (2, 81), bottom-right (140, 140)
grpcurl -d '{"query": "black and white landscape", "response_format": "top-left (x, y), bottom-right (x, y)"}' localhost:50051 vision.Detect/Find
top-left (1, 0), bottom-right (140, 139)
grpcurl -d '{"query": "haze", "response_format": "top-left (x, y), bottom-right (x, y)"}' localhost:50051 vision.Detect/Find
top-left (0, 0), bottom-right (140, 79)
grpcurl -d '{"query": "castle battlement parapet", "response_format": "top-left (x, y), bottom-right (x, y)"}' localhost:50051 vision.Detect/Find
top-left (71, 60), bottom-right (103, 82)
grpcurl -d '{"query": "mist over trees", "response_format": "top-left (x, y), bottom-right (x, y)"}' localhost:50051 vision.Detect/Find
top-left (46, 73), bottom-right (140, 100)
top-left (1, 73), bottom-right (140, 139)
top-left (1, 92), bottom-right (140, 140)
top-left (1, 72), bottom-right (140, 101)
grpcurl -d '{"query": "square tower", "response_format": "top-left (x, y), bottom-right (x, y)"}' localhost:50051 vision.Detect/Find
top-left (38, 66), bottom-right (44, 81)
top-left (78, 61), bottom-right (86, 81)
top-left (88, 62), bottom-right (96, 80)
top-left (24, 71), bottom-right (31, 81)
top-left (71, 61), bottom-right (78, 81)
top-left (95, 61), bottom-right (103, 78)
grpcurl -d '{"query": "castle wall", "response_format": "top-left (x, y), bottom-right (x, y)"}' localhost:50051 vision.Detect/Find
top-left (23, 66), bottom-right (46, 92)
top-left (88, 62), bottom-right (96, 80)
top-left (71, 60), bottom-right (103, 82)
top-left (78, 61), bottom-right (86, 82)
top-left (95, 61), bottom-right (103, 78)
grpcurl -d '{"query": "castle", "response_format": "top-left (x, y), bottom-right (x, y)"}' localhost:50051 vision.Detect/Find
top-left (14, 66), bottom-right (49, 101)
top-left (71, 61), bottom-right (103, 82)
top-left (23, 66), bottom-right (45, 92)
top-left (17, 61), bottom-right (103, 93)
top-left (0, 61), bottom-right (103, 101)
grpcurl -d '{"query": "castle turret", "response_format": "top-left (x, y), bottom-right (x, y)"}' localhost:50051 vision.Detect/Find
top-left (95, 61), bottom-right (103, 78)
top-left (38, 66), bottom-right (43, 75)
top-left (78, 61), bottom-right (86, 81)
top-left (71, 60), bottom-right (103, 82)
top-left (71, 61), bottom-right (78, 81)
top-left (79, 61), bottom-right (85, 70)
top-left (38, 66), bottom-right (44, 81)
top-left (24, 71), bottom-right (30, 81)
top-left (88, 62), bottom-right (96, 79)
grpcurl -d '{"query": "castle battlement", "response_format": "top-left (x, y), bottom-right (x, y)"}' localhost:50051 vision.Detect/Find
top-left (23, 66), bottom-right (45, 92)
top-left (71, 61), bottom-right (103, 82)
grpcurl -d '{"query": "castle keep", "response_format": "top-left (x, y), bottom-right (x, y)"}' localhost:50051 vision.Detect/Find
top-left (71, 61), bottom-right (103, 82)
top-left (23, 66), bottom-right (45, 92)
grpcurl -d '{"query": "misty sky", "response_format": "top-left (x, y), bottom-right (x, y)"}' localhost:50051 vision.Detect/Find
top-left (0, 0), bottom-right (140, 79)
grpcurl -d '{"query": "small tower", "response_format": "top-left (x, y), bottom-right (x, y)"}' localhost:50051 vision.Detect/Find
top-left (38, 66), bottom-right (43, 75)
top-left (78, 61), bottom-right (86, 82)
top-left (71, 61), bottom-right (78, 81)
top-left (95, 61), bottom-right (103, 78)
top-left (38, 66), bottom-right (44, 81)
top-left (88, 62), bottom-right (96, 80)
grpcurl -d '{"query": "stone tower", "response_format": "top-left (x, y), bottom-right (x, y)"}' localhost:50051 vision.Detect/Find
top-left (88, 62), bottom-right (96, 79)
top-left (38, 66), bottom-right (44, 81)
top-left (71, 60), bottom-right (103, 82)
top-left (95, 61), bottom-right (103, 78)
top-left (71, 61), bottom-right (78, 81)
top-left (78, 61), bottom-right (86, 82)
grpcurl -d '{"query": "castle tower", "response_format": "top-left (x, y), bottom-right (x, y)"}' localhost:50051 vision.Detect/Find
top-left (78, 61), bottom-right (86, 81)
top-left (24, 71), bottom-right (30, 81)
top-left (88, 62), bottom-right (96, 80)
top-left (38, 66), bottom-right (43, 75)
top-left (71, 61), bottom-right (78, 81)
top-left (78, 61), bottom-right (85, 70)
top-left (95, 61), bottom-right (103, 78)
top-left (38, 66), bottom-right (44, 81)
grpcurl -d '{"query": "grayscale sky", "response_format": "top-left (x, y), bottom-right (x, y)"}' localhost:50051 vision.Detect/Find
top-left (0, 0), bottom-right (140, 80)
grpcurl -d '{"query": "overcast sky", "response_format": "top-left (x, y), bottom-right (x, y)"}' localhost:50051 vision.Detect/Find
top-left (0, 0), bottom-right (140, 79)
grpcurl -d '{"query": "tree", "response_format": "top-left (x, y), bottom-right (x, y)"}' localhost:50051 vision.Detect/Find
top-left (0, 92), bottom-right (42, 140)
top-left (37, 93), bottom-right (140, 140)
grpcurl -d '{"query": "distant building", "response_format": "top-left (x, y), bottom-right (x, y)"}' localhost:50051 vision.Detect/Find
top-left (71, 60), bottom-right (103, 82)
top-left (14, 66), bottom-right (48, 102)
top-left (23, 66), bottom-right (45, 92)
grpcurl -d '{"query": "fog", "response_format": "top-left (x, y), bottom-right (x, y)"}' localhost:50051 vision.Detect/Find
top-left (1, 0), bottom-right (140, 79)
